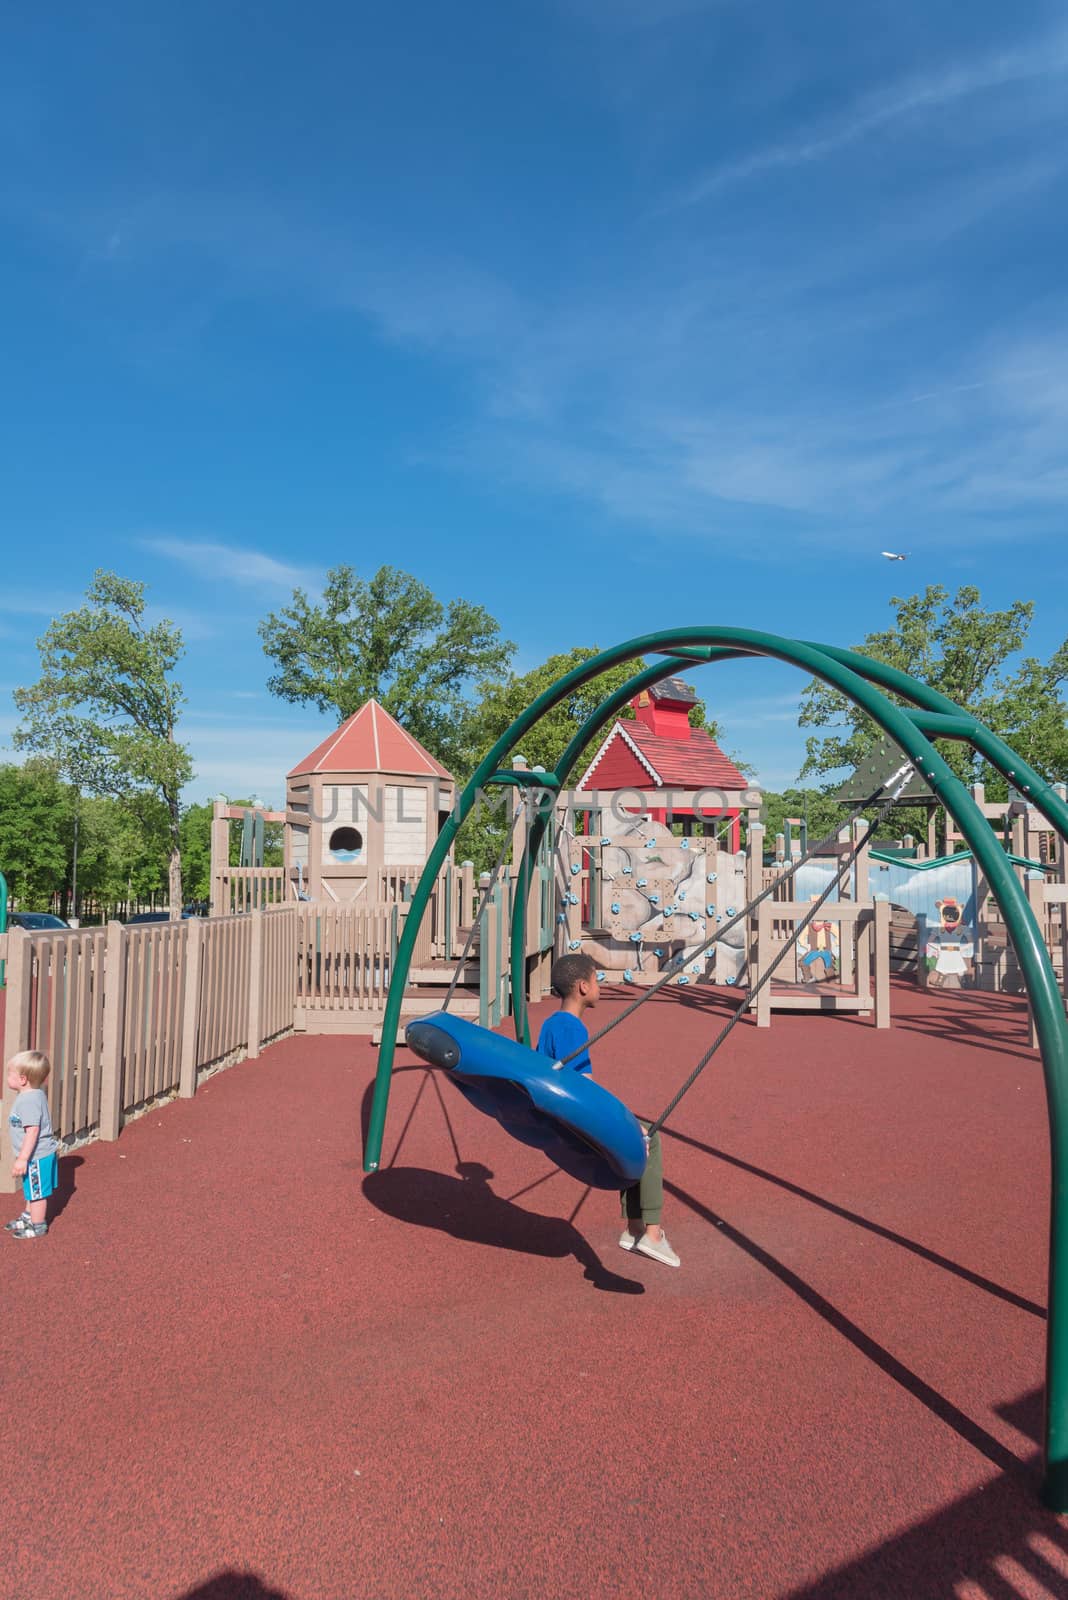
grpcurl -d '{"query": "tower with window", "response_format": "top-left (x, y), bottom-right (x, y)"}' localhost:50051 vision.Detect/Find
top-left (285, 701), bottom-right (455, 902)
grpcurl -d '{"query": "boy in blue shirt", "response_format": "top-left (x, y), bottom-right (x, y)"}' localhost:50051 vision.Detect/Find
top-left (536, 953), bottom-right (680, 1268)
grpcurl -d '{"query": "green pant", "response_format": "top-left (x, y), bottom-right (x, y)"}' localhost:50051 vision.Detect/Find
top-left (620, 1123), bottom-right (663, 1226)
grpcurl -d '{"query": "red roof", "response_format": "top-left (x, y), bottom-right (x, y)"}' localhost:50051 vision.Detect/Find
top-left (288, 700), bottom-right (453, 781)
top-left (579, 720), bottom-right (748, 792)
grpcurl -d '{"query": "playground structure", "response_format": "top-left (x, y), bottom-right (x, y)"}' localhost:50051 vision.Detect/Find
top-left (361, 625), bottom-right (1068, 1510)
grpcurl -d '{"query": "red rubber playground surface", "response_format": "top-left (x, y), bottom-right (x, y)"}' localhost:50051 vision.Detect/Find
top-left (3, 979), bottom-right (1068, 1600)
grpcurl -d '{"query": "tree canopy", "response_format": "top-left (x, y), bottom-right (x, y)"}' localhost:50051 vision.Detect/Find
top-left (259, 565), bottom-right (514, 772)
top-left (13, 571), bottom-right (193, 916)
top-left (800, 585), bottom-right (1068, 795)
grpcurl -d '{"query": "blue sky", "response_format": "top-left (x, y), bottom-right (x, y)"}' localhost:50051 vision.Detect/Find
top-left (2, 0), bottom-right (1067, 804)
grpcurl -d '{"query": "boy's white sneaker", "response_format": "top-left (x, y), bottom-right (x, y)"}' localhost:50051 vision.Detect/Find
top-left (635, 1232), bottom-right (680, 1268)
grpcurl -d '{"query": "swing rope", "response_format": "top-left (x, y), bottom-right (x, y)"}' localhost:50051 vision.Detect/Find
top-left (555, 761), bottom-right (914, 1070)
top-left (642, 764), bottom-right (913, 1138)
top-left (441, 797), bottom-right (528, 1014)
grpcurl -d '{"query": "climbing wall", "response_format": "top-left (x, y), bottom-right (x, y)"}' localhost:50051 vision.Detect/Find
top-left (557, 814), bottom-right (747, 988)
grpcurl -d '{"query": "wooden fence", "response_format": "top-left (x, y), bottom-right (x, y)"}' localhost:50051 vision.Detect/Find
top-left (225, 867), bottom-right (289, 915)
top-left (0, 865), bottom-right (512, 1182)
top-left (294, 904), bottom-right (393, 1018)
top-left (0, 909), bottom-right (297, 1186)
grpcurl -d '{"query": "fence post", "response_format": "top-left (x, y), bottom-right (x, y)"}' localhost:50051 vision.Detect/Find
top-left (755, 902), bottom-right (771, 1027)
top-left (874, 899), bottom-right (891, 1029)
top-left (98, 920), bottom-right (127, 1141)
top-left (247, 909), bottom-right (265, 1060)
top-left (478, 873), bottom-right (493, 1028)
top-left (1, 929), bottom-right (31, 1192)
top-left (179, 917), bottom-right (203, 1098)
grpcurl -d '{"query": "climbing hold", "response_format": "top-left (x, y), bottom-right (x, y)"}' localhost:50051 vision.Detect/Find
top-left (707, 872), bottom-right (718, 883)
top-left (678, 889), bottom-right (687, 901)
top-left (557, 913), bottom-right (567, 925)
top-left (599, 837), bottom-right (611, 846)
top-left (636, 877), bottom-right (647, 888)
top-left (623, 970), bottom-right (635, 984)
top-left (677, 974), bottom-right (690, 985)
top-left (611, 902), bottom-right (621, 915)
top-left (622, 866), bottom-right (633, 876)
top-left (570, 863), bottom-right (580, 876)
top-left (664, 905), bottom-right (676, 916)
top-left (725, 974), bottom-right (737, 986)
top-left (567, 893), bottom-right (579, 906)
top-left (596, 970), bottom-right (606, 981)
top-left (567, 940), bottom-right (581, 952)
top-left (681, 839), bottom-right (689, 850)
top-left (688, 911), bottom-right (700, 921)
top-left (690, 962), bottom-right (701, 974)
top-left (649, 893), bottom-right (661, 906)
top-left (654, 948), bottom-right (663, 957)
top-left (706, 904), bottom-right (716, 917)
top-left (629, 931), bottom-right (642, 943)
top-left (726, 907), bottom-right (736, 917)
top-left (645, 839), bottom-right (656, 848)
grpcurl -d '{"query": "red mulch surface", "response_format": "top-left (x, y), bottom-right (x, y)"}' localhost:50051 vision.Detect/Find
top-left (3, 978), bottom-right (1067, 1600)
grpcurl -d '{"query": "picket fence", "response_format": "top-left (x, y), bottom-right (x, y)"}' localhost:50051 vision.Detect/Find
top-left (0, 866), bottom-right (490, 1185)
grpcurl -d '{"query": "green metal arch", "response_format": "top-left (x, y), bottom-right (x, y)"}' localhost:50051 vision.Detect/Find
top-left (364, 626), bottom-right (1068, 1507)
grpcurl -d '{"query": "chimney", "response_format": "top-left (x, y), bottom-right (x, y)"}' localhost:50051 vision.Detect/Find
top-left (631, 677), bottom-right (695, 741)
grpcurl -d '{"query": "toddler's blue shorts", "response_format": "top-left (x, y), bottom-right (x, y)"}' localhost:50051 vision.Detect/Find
top-left (22, 1152), bottom-right (58, 1204)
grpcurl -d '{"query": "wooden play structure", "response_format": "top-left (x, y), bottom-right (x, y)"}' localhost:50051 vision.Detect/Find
top-left (744, 819), bottom-right (892, 1027)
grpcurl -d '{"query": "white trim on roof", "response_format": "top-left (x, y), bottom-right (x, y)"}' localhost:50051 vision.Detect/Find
top-left (575, 724), bottom-right (618, 791)
top-left (389, 708), bottom-right (453, 779)
top-left (616, 723), bottom-right (662, 784)
top-left (370, 700), bottom-right (382, 768)
top-left (304, 711), bottom-right (360, 774)
top-left (577, 721), bottom-right (661, 790)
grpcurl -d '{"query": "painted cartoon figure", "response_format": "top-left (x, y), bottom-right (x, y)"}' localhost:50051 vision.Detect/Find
top-left (800, 896), bottom-right (839, 984)
top-left (925, 898), bottom-right (975, 988)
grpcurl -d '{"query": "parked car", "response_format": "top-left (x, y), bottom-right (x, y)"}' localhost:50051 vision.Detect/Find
top-left (125, 910), bottom-right (198, 924)
top-left (7, 911), bottom-right (69, 931)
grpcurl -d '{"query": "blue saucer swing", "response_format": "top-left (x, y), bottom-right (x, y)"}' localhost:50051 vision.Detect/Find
top-left (405, 1011), bottom-right (647, 1190)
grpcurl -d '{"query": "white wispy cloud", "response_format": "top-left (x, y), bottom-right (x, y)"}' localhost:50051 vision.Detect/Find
top-left (676, 29), bottom-right (1068, 203)
top-left (141, 537), bottom-right (321, 594)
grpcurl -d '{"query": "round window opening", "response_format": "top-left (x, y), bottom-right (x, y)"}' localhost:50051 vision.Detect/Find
top-left (329, 826), bottom-right (363, 861)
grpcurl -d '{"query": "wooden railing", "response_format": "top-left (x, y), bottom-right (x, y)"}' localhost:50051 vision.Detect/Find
top-left (0, 911), bottom-right (296, 1183)
top-left (225, 867), bottom-right (289, 915)
top-left (294, 904), bottom-right (393, 1012)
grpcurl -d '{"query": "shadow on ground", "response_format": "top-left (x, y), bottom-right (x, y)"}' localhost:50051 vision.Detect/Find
top-left (175, 1573), bottom-right (296, 1600)
top-left (363, 1162), bottom-right (643, 1294)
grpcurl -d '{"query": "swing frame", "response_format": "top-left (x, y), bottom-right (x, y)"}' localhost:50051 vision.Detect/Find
top-left (363, 625), bottom-right (1068, 1508)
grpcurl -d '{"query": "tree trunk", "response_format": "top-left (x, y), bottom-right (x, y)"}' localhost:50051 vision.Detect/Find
top-left (168, 848), bottom-right (182, 919)
top-left (168, 797), bottom-right (183, 920)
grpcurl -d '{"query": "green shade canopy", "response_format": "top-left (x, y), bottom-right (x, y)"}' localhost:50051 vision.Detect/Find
top-left (833, 737), bottom-right (938, 805)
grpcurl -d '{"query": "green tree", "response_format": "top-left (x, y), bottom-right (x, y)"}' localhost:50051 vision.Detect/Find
top-left (458, 647), bottom-right (717, 871)
top-left (259, 565), bottom-right (514, 772)
top-left (0, 761), bottom-right (75, 909)
top-left (13, 571), bottom-right (193, 917)
top-left (758, 786), bottom-right (843, 850)
top-left (179, 798), bottom-right (285, 904)
top-left (74, 795), bottom-right (170, 917)
top-left (800, 586), bottom-right (1068, 796)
